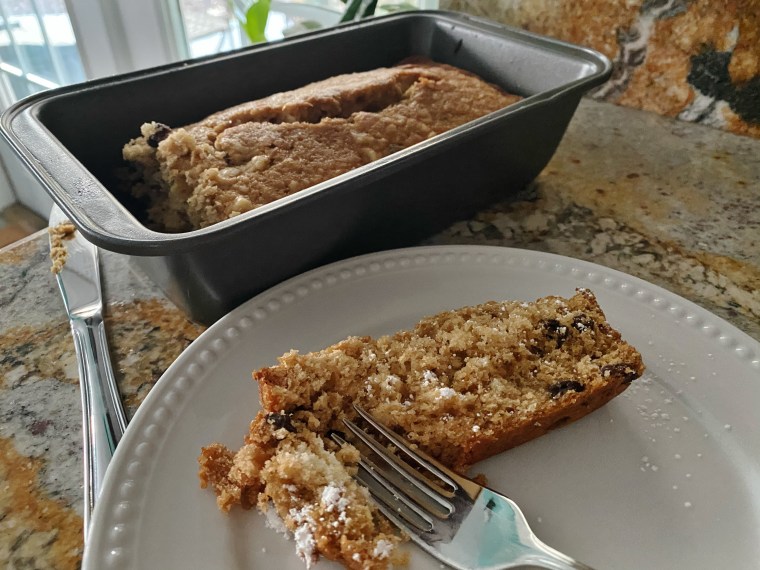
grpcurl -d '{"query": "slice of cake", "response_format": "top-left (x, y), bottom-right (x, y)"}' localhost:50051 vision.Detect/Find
top-left (199, 289), bottom-right (644, 568)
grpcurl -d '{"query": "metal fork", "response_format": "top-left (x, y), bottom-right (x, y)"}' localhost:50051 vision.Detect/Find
top-left (332, 405), bottom-right (596, 570)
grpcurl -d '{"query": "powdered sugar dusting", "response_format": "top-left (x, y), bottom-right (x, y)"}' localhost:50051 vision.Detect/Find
top-left (437, 387), bottom-right (456, 399)
top-left (423, 370), bottom-right (438, 383)
top-left (293, 523), bottom-right (317, 568)
top-left (385, 374), bottom-right (400, 387)
top-left (372, 539), bottom-right (394, 560)
top-left (264, 505), bottom-right (289, 535)
top-left (289, 506), bottom-right (317, 567)
top-left (320, 483), bottom-right (349, 514)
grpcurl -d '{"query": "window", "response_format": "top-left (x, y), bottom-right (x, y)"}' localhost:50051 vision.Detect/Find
top-left (174, 0), bottom-right (244, 59)
top-left (0, 0), bottom-right (85, 106)
top-left (0, 0), bottom-right (440, 106)
top-left (174, 0), bottom-right (439, 59)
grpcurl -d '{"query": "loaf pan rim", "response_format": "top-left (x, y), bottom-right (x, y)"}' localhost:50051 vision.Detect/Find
top-left (0, 9), bottom-right (611, 256)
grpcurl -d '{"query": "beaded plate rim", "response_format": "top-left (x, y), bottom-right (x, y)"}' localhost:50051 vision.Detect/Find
top-left (83, 245), bottom-right (760, 569)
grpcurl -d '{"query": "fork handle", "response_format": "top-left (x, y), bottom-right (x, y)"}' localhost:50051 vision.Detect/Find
top-left (71, 315), bottom-right (128, 536)
top-left (523, 539), bottom-right (597, 570)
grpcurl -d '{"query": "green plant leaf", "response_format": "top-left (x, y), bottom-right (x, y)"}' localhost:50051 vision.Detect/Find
top-left (341, 0), bottom-right (379, 22)
top-left (340, 0), bottom-right (364, 22)
top-left (341, 0), bottom-right (378, 21)
top-left (243, 0), bottom-right (270, 43)
top-left (360, 0), bottom-right (378, 18)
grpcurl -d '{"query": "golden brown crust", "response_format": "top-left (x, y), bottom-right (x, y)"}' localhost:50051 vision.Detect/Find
top-left (460, 368), bottom-right (633, 466)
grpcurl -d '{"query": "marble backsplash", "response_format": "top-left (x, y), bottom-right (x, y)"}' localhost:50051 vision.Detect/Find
top-left (441, 0), bottom-right (760, 138)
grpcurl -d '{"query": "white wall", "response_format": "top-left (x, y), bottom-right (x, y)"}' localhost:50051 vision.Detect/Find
top-left (0, 136), bottom-right (52, 217)
top-left (0, 156), bottom-right (15, 211)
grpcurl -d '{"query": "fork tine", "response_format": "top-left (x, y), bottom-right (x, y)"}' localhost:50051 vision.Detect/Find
top-left (342, 417), bottom-right (454, 510)
top-left (345, 406), bottom-right (596, 570)
top-left (356, 473), bottom-right (459, 550)
top-left (356, 476), bottom-right (432, 544)
top-left (332, 431), bottom-right (458, 543)
top-left (331, 432), bottom-right (433, 532)
top-left (331, 422), bottom-right (452, 519)
top-left (353, 405), bottom-right (470, 492)
top-left (357, 460), bottom-right (435, 533)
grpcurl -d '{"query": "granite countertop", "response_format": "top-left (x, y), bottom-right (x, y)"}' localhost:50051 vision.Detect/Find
top-left (1, 98), bottom-right (758, 568)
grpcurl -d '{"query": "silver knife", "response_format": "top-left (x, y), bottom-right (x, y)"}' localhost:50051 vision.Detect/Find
top-left (49, 205), bottom-right (128, 537)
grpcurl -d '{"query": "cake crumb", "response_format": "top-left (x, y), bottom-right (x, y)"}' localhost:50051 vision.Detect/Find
top-left (48, 221), bottom-right (77, 274)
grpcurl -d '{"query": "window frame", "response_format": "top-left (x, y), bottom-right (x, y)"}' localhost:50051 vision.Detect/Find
top-left (64, 0), bottom-right (183, 79)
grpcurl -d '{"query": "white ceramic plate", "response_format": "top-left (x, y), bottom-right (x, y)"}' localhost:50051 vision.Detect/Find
top-left (84, 246), bottom-right (760, 570)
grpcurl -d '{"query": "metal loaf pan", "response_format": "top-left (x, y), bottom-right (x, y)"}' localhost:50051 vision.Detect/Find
top-left (1, 11), bottom-right (611, 324)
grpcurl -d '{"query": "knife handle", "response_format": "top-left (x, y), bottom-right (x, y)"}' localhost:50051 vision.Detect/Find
top-left (70, 315), bottom-right (128, 535)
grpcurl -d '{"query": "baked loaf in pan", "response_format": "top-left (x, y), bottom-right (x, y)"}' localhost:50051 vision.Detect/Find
top-left (199, 289), bottom-right (644, 569)
top-left (123, 59), bottom-right (521, 231)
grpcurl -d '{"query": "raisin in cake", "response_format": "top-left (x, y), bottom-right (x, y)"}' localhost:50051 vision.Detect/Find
top-left (123, 59), bottom-right (521, 231)
top-left (199, 289), bottom-right (644, 568)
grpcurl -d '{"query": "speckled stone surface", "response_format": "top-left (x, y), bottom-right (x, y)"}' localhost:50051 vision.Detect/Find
top-left (0, 237), bottom-right (205, 569)
top-left (427, 99), bottom-right (760, 339)
top-left (0, 98), bottom-right (758, 568)
top-left (443, 0), bottom-right (760, 138)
